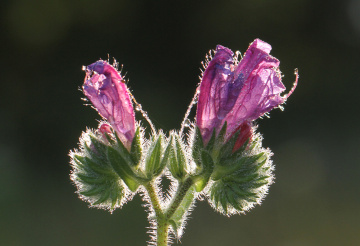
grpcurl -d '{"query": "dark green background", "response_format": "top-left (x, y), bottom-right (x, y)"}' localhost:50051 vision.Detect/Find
top-left (1, 0), bottom-right (359, 245)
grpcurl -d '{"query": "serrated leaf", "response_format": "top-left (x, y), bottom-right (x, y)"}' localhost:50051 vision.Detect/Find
top-left (93, 188), bottom-right (111, 205)
top-left (89, 133), bottom-right (107, 154)
top-left (80, 185), bottom-right (105, 196)
top-left (71, 130), bottom-right (132, 211)
top-left (193, 150), bottom-right (214, 192)
top-left (201, 149), bottom-right (214, 172)
top-left (113, 131), bottom-right (135, 166)
top-left (219, 190), bottom-right (228, 214)
top-left (77, 173), bottom-right (107, 184)
top-left (212, 157), bottom-right (248, 180)
top-left (226, 190), bottom-right (243, 211)
top-left (84, 157), bottom-right (115, 176)
top-left (84, 143), bottom-right (105, 163)
top-left (207, 142), bottom-right (273, 215)
top-left (222, 173), bottom-right (259, 183)
top-left (218, 131), bottom-right (239, 160)
top-left (107, 146), bottom-right (140, 192)
top-left (72, 155), bottom-right (88, 171)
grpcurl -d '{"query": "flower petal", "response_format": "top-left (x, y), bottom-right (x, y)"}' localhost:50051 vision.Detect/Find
top-left (223, 39), bottom-right (286, 137)
top-left (196, 45), bottom-right (235, 143)
top-left (83, 60), bottom-right (135, 148)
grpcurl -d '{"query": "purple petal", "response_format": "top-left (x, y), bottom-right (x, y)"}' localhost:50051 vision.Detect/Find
top-left (222, 39), bottom-right (286, 137)
top-left (83, 60), bottom-right (135, 149)
top-left (196, 45), bottom-right (235, 143)
top-left (195, 39), bottom-right (296, 145)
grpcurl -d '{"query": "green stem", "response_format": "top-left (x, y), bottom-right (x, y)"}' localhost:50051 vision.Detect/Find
top-left (144, 177), bottom-right (195, 245)
top-left (144, 182), bottom-right (168, 246)
top-left (165, 177), bottom-right (193, 219)
top-left (144, 182), bottom-right (163, 218)
top-left (157, 218), bottom-right (169, 246)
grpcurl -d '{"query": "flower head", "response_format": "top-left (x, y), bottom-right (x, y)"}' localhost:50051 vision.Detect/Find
top-left (196, 39), bottom-right (297, 146)
top-left (83, 60), bottom-right (136, 149)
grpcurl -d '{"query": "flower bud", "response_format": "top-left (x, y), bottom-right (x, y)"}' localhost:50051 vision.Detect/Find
top-left (232, 121), bottom-right (253, 152)
top-left (83, 60), bottom-right (136, 149)
top-left (196, 39), bottom-right (297, 145)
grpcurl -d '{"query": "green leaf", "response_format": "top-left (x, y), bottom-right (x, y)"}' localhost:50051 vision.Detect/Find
top-left (169, 185), bottom-right (195, 239)
top-left (206, 136), bottom-right (273, 215)
top-left (77, 173), bottom-right (107, 184)
top-left (212, 157), bottom-right (248, 181)
top-left (80, 185), bottom-right (105, 196)
top-left (145, 134), bottom-right (163, 177)
top-left (219, 191), bottom-right (228, 214)
top-left (175, 136), bottom-right (186, 175)
top-left (107, 146), bottom-right (140, 192)
top-left (167, 135), bottom-right (188, 180)
top-left (130, 127), bottom-right (142, 167)
top-left (218, 131), bottom-right (239, 161)
top-left (113, 131), bottom-right (135, 166)
top-left (156, 136), bottom-right (172, 177)
top-left (193, 150), bottom-right (214, 192)
top-left (70, 130), bottom-right (131, 211)
top-left (89, 134), bottom-right (107, 155)
top-left (205, 129), bottom-right (216, 151)
top-left (93, 188), bottom-right (111, 205)
top-left (201, 149), bottom-right (214, 173)
top-left (167, 139), bottom-right (178, 178)
top-left (191, 127), bottom-right (204, 168)
top-left (83, 156), bottom-right (115, 176)
top-left (226, 190), bottom-right (243, 211)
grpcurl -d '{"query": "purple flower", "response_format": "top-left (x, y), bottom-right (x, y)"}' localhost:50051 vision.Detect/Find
top-left (83, 60), bottom-right (136, 149)
top-left (196, 39), bottom-right (297, 146)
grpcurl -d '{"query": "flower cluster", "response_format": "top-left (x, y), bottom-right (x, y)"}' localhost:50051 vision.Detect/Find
top-left (70, 39), bottom-right (297, 245)
top-left (196, 39), bottom-right (297, 148)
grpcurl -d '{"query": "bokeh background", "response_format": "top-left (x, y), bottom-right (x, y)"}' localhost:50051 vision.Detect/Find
top-left (1, 0), bottom-right (359, 245)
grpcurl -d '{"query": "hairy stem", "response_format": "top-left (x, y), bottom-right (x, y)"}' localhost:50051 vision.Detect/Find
top-left (165, 177), bottom-right (194, 219)
top-left (144, 177), bottom-right (195, 245)
top-left (144, 182), bottom-right (168, 245)
top-left (144, 182), bottom-right (163, 218)
top-left (157, 218), bottom-right (169, 246)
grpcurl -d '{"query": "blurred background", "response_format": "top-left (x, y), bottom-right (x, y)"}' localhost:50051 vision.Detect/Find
top-left (1, 0), bottom-right (359, 245)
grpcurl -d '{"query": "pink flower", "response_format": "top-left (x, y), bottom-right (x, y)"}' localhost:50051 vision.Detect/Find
top-left (196, 39), bottom-right (297, 147)
top-left (83, 60), bottom-right (136, 149)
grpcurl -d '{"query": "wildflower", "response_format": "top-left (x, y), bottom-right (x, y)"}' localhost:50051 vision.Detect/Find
top-left (196, 39), bottom-right (297, 146)
top-left (83, 60), bottom-right (136, 149)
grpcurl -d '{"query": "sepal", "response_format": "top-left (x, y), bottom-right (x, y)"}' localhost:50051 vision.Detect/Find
top-left (190, 127), bottom-right (204, 170)
top-left (130, 127), bottom-right (142, 167)
top-left (207, 134), bottom-right (274, 215)
top-left (144, 132), bottom-right (166, 178)
top-left (166, 134), bottom-right (188, 181)
top-left (190, 126), bottom-right (216, 191)
top-left (107, 146), bottom-right (141, 192)
top-left (193, 150), bottom-right (214, 192)
top-left (70, 130), bottom-right (130, 211)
